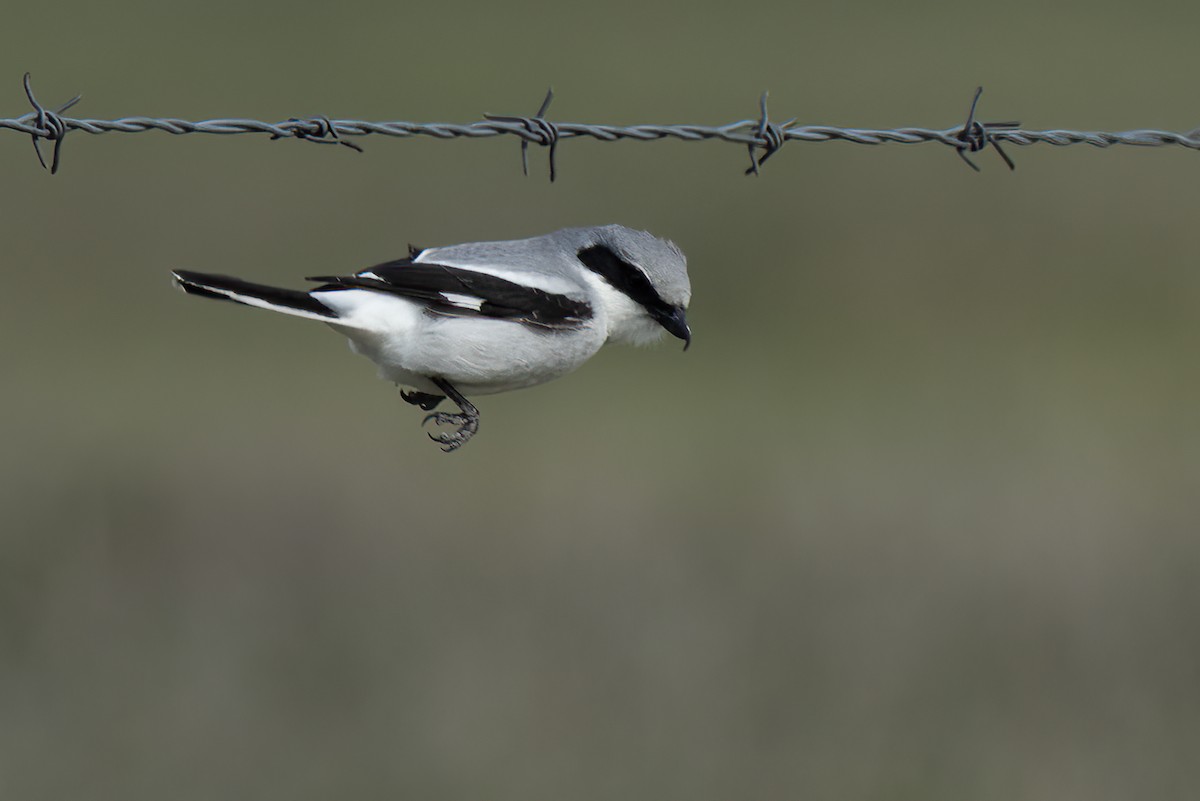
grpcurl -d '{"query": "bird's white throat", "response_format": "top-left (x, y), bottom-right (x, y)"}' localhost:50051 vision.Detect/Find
top-left (585, 276), bottom-right (668, 346)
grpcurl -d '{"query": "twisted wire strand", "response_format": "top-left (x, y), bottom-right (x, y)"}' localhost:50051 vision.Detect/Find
top-left (7, 116), bottom-right (1198, 147)
top-left (5, 75), bottom-right (1200, 177)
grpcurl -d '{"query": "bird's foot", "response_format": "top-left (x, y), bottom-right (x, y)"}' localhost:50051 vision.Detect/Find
top-left (422, 378), bottom-right (480, 452)
top-left (400, 389), bottom-right (443, 411)
top-left (423, 410), bottom-right (480, 452)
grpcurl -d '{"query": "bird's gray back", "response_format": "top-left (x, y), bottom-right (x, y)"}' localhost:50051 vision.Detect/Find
top-left (419, 225), bottom-right (689, 306)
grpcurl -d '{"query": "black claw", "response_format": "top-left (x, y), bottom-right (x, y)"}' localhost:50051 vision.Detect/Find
top-left (427, 435), bottom-right (465, 453)
top-left (423, 413), bottom-right (477, 452)
top-left (401, 389), bottom-right (443, 410)
top-left (422, 411), bottom-right (460, 428)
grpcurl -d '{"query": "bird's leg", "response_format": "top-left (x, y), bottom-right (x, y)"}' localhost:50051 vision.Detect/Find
top-left (422, 378), bottom-right (480, 452)
top-left (400, 389), bottom-right (444, 411)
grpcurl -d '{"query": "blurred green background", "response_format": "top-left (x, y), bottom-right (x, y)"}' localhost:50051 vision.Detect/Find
top-left (3, 0), bottom-right (1200, 798)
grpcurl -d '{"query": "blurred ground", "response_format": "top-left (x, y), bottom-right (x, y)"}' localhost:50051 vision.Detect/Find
top-left (2, 0), bottom-right (1200, 799)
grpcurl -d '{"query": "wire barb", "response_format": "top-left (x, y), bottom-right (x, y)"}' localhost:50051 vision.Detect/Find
top-left (269, 115), bottom-right (364, 153)
top-left (485, 87), bottom-right (560, 181)
top-left (22, 73), bottom-right (80, 175)
top-left (9, 74), bottom-right (1200, 177)
top-left (745, 91), bottom-right (795, 175)
top-left (954, 86), bottom-right (1018, 172)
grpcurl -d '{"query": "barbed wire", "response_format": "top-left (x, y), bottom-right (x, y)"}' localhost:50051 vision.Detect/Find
top-left (4, 74), bottom-right (1200, 178)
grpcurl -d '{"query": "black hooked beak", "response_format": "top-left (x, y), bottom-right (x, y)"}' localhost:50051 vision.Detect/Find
top-left (654, 305), bottom-right (692, 351)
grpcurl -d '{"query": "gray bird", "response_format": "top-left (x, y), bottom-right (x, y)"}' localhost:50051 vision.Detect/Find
top-left (172, 224), bottom-right (692, 451)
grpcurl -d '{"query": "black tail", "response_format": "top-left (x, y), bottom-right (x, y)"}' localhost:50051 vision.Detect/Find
top-left (172, 270), bottom-right (338, 321)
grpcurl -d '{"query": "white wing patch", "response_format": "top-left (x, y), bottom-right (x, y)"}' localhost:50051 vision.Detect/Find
top-left (440, 292), bottom-right (485, 311)
top-left (415, 251), bottom-right (582, 297)
top-left (357, 271), bottom-right (383, 281)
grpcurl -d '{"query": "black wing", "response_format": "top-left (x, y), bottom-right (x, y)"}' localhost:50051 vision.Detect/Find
top-left (307, 258), bottom-right (592, 330)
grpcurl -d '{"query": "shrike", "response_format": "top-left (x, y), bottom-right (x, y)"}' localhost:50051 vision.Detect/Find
top-left (172, 224), bottom-right (692, 451)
